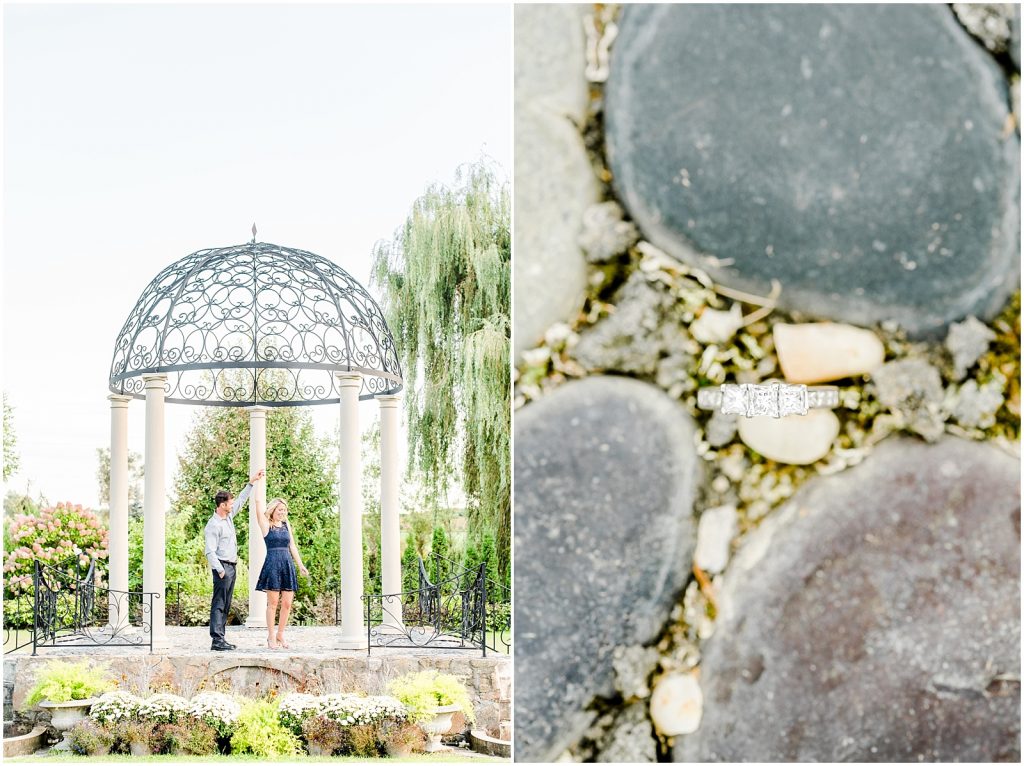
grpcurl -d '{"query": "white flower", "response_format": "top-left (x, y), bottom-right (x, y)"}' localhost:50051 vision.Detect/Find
top-left (278, 692), bottom-right (319, 718)
top-left (278, 692), bottom-right (320, 732)
top-left (188, 692), bottom-right (240, 730)
top-left (137, 693), bottom-right (189, 723)
top-left (315, 693), bottom-right (410, 725)
top-left (89, 691), bottom-right (142, 724)
top-left (317, 693), bottom-right (370, 724)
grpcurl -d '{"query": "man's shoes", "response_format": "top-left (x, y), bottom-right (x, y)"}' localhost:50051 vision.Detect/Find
top-left (211, 641), bottom-right (234, 651)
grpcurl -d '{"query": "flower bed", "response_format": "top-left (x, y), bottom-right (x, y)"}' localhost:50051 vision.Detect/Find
top-left (57, 672), bottom-right (471, 759)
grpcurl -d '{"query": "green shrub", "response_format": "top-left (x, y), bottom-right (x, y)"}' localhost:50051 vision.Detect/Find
top-left (230, 698), bottom-right (300, 757)
top-left (150, 720), bottom-right (217, 755)
top-left (347, 723), bottom-right (383, 757)
top-left (300, 714), bottom-right (347, 755)
top-left (379, 718), bottom-right (426, 753)
top-left (486, 602), bottom-right (511, 631)
top-left (66, 720), bottom-right (113, 755)
top-left (429, 526), bottom-right (449, 585)
top-left (388, 670), bottom-right (475, 725)
top-left (152, 722), bottom-right (189, 755)
top-left (182, 720), bottom-right (219, 755)
top-left (24, 660), bottom-right (113, 706)
top-left (401, 536), bottom-right (419, 593)
top-left (103, 719), bottom-right (133, 754)
top-left (122, 720), bottom-right (158, 750)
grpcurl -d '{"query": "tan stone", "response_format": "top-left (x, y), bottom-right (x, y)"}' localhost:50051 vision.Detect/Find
top-left (738, 409), bottom-right (840, 466)
top-left (650, 673), bottom-right (703, 736)
top-left (774, 322), bottom-right (885, 383)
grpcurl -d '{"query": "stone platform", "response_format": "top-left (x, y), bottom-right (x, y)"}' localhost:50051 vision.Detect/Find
top-left (4, 627), bottom-right (511, 733)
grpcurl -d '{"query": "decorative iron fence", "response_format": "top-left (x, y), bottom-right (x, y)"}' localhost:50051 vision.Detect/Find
top-left (3, 559), bottom-right (156, 655)
top-left (422, 552), bottom-right (511, 654)
top-left (362, 553), bottom-right (511, 656)
top-left (56, 554), bottom-right (512, 655)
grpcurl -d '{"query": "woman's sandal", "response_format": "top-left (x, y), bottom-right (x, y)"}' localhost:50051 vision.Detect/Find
top-left (267, 637), bottom-right (279, 650)
top-left (277, 636), bottom-right (290, 649)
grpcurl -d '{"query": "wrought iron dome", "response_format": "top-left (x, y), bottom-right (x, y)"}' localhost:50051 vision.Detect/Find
top-left (108, 241), bottom-right (403, 406)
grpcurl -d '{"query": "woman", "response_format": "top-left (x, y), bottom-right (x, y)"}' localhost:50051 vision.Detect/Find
top-left (254, 495), bottom-right (309, 649)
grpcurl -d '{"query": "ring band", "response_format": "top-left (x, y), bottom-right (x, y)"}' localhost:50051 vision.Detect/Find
top-left (698, 382), bottom-right (839, 418)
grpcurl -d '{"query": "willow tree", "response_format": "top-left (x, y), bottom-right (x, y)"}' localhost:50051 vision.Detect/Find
top-left (3, 393), bottom-right (19, 481)
top-left (372, 159), bottom-right (511, 578)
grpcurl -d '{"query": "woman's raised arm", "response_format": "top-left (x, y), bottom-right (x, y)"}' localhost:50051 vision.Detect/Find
top-left (255, 495), bottom-right (270, 538)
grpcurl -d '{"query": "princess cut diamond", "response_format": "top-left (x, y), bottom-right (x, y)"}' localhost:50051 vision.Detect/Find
top-left (720, 384), bottom-right (746, 415)
top-left (747, 383), bottom-right (780, 417)
top-left (778, 384), bottom-right (809, 416)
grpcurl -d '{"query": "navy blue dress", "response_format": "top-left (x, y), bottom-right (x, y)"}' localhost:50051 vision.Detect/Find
top-left (255, 522), bottom-right (299, 592)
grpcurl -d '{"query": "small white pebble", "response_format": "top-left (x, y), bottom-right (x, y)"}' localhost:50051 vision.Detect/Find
top-left (650, 673), bottom-right (703, 736)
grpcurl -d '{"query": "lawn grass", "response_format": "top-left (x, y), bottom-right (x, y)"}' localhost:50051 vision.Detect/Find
top-left (6, 752), bottom-right (503, 763)
top-left (3, 629), bottom-right (34, 653)
top-left (484, 631), bottom-right (510, 655)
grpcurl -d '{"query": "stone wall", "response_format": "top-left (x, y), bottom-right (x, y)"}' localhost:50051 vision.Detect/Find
top-left (6, 653), bottom-right (511, 733)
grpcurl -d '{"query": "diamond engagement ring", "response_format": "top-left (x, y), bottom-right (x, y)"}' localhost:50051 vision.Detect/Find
top-left (698, 382), bottom-right (839, 418)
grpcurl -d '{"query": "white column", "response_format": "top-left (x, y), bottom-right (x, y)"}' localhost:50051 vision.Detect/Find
top-left (107, 395), bottom-right (131, 632)
top-left (142, 374), bottom-right (169, 649)
top-left (336, 372), bottom-right (367, 649)
top-left (245, 406), bottom-right (268, 628)
top-left (378, 394), bottom-right (403, 629)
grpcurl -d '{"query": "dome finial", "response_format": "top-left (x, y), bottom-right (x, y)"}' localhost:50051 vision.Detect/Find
top-left (251, 222), bottom-right (257, 244)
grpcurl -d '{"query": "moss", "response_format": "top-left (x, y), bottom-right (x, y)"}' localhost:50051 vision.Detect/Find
top-left (976, 290), bottom-right (1021, 438)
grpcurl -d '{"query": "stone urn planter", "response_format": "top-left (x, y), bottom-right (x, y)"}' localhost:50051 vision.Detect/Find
top-left (421, 703), bottom-right (460, 753)
top-left (306, 742), bottom-right (330, 757)
top-left (38, 699), bottom-right (96, 751)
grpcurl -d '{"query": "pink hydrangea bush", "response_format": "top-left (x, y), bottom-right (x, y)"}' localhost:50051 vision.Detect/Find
top-left (3, 502), bottom-right (109, 593)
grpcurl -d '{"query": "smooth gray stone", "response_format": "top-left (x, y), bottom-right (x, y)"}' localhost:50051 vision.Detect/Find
top-left (514, 107), bottom-right (597, 360)
top-left (514, 3), bottom-right (591, 123)
top-left (606, 4), bottom-right (1020, 336)
top-left (675, 437), bottom-right (1021, 762)
top-left (514, 4), bottom-right (597, 361)
top-left (515, 377), bottom-right (699, 762)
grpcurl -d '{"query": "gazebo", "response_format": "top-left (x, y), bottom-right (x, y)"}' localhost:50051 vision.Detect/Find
top-left (105, 235), bottom-right (404, 649)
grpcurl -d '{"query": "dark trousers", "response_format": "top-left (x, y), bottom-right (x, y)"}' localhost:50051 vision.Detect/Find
top-left (210, 561), bottom-right (237, 642)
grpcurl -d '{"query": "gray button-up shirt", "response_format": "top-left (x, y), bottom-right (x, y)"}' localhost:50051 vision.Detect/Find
top-left (204, 483), bottom-right (253, 574)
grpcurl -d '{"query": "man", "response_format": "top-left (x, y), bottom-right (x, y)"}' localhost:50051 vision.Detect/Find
top-left (204, 469), bottom-right (264, 651)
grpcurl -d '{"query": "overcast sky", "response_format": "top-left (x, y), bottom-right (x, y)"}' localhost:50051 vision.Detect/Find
top-left (2, 3), bottom-right (511, 508)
